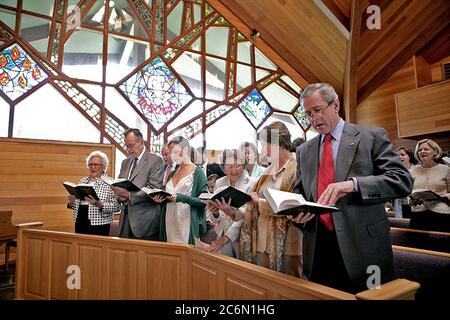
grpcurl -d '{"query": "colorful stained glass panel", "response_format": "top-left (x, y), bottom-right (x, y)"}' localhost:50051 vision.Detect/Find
top-left (238, 88), bottom-right (271, 129)
top-left (0, 44), bottom-right (48, 101)
top-left (293, 100), bottom-right (310, 131)
top-left (120, 56), bottom-right (193, 132)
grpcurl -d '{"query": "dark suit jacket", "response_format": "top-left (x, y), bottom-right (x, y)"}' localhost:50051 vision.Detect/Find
top-left (294, 122), bottom-right (413, 287)
top-left (118, 151), bottom-right (164, 239)
top-left (206, 163), bottom-right (225, 178)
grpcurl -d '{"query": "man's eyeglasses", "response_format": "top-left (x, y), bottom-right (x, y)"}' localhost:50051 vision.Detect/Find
top-left (304, 101), bottom-right (334, 119)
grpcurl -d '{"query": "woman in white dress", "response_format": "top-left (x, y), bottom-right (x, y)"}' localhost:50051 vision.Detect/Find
top-left (206, 149), bottom-right (256, 257)
top-left (152, 136), bottom-right (208, 244)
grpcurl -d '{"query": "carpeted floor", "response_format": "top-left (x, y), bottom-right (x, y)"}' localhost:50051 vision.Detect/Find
top-left (0, 263), bottom-right (15, 300)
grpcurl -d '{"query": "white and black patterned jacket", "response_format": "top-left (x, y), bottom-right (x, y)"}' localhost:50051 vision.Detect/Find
top-left (72, 175), bottom-right (120, 225)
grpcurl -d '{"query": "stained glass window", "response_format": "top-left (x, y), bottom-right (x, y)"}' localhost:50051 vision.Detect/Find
top-left (293, 100), bottom-right (310, 131)
top-left (0, 44), bottom-right (48, 101)
top-left (120, 56), bottom-right (193, 132)
top-left (239, 89), bottom-right (272, 129)
top-left (0, 0), bottom-right (311, 157)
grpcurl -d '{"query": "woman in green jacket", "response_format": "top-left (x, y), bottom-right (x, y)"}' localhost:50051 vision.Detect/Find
top-left (151, 136), bottom-right (208, 244)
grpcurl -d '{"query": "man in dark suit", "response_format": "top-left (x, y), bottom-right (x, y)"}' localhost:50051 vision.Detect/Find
top-left (112, 128), bottom-right (164, 240)
top-left (289, 83), bottom-right (413, 293)
top-left (196, 146), bottom-right (225, 178)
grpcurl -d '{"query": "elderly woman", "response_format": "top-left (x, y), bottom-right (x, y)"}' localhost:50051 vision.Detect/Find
top-left (68, 151), bottom-right (120, 236)
top-left (240, 121), bottom-right (303, 277)
top-left (409, 139), bottom-right (450, 231)
top-left (206, 149), bottom-right (256, 257)
top-left (152, 136), bottom-right (208, 244)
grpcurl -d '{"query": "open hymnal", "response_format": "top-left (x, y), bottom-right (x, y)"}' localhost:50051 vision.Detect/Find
top-left (141, 186), bottom-right (172, 198)
top-left (199, 186), bottom-right (252, 208)
top-left (101, 177), bottom-right (141, 192)
top-left (410, 189), bottom-right (443, 202)
top-left (263, 188), bottom-right (339, 216)
top-left (62, 182), bottom-right (99, 200)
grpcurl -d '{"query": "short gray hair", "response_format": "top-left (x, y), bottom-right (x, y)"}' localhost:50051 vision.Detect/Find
top-left (300, 83), bottom-right (338, 104)
top-left (86, 150), bottom-right (109, 172)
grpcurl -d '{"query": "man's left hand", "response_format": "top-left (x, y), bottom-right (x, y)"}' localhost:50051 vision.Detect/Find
top-left (318, 180), bottom-right (354, 205)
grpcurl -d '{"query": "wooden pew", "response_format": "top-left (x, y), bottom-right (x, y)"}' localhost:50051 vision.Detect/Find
top-left (388, 217), bottom-right (410, 229)
top-left (393, 245), bottom-right (450, 300)
top-left (390, 227), bottom-right (450, 253)
top-left (0, 210), bottom-right (16, 271)
top-left (14, 225), bottom-right (419, 300)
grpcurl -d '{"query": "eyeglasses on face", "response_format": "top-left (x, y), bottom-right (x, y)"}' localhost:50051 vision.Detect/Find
top-left (87, 163), bottom-right (102, 168)
top-left (304, 100), bottom-right (334, 119)
top-left (224, 163), bottom-right (244, 169)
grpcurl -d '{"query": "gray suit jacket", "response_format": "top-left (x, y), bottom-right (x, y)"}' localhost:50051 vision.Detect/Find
top-left (118, 150), bottom-right (164, 239)
top-left (294, 122), bottom-right (413, 287)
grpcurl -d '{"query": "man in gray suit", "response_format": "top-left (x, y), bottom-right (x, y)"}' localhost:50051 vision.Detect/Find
top-left (289, 83), bottom-right (413, 293)
top-left (113, 128), bottom-right (164, 240)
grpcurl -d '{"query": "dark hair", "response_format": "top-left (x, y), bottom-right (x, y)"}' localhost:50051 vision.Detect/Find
top-left (221, 149), bottom-right (245, 166)
top-left (169, 136), bottom-right (198, 163)
top-left (293, 137), bottom-right (305, 148)
top-left (239, 142), bottom-right (257, 154)
top-left (257, 121), bottom-right (294, 152)
top-left (124, 128), bottom-right (143, 141)
top-left (207, 174), bottom-right (220, 182)
top-left (394, 146), bottom-right (418, 165)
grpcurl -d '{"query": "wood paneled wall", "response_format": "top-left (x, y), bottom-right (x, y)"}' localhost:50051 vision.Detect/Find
top-left (15, 227), bottom-right (420, 300)
top-left (431, 56), bottom-right (450, 83)
top-left (357, 59), bottom-right (416, 139)
top-left (0, 138), bottom-right (115, 232)
top-left (395, 80), bottom-right (450, 138)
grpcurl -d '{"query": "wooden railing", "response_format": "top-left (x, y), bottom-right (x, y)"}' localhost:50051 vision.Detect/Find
top-left (395, 80), bottom-right (450, 138)
top-left (15, 225), bottom-right (420, 300)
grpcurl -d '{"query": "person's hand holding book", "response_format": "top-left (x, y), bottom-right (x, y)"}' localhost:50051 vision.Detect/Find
top-left (213, 198), bottom-right (237, 220)
top-left (112, 186), bottom-right (130, 202)
top-left (248, 191), bottom-right (259, 207)
top-left (85, 195), bottom-right (103, 208)
top-left (287, 212), bottom-right (315, 225)
top-left (206, 201), bottom-right (220, 218)
top-left (149, 194), bottom-right (176, 203)
top-left (68, 195), bottom-right (76, 206)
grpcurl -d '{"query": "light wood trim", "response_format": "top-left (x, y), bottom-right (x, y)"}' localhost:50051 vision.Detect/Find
top-left (356, 279), bottom-right (420, 300)
top-left (392, 245), bottom-right (450, 258)
top-left (343, 0), bottom-right (362, 122)
top-left (395, 80), bottom-right (450, 137)
top-left (14, 228), bottom-right (421, 300)
top-left (391, 227), bottom-right (450, 237)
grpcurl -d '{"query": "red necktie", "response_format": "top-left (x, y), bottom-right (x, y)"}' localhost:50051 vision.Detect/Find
top-left (318, 134), bottom-right (335, 231)
top-left (163, 165), bottom-right (172, 186)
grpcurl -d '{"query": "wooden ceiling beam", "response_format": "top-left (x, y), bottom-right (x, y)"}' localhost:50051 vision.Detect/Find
top-left (321, 0), bottom-right (350, 30)
top-left (418, 24), bottom-right (450, 65)
top-left (343, 0), bottom-right (363, 122)
top-left (212, 0), bottom-right (347, 93)
top-left (357, 9), bottom-right (449, 104)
